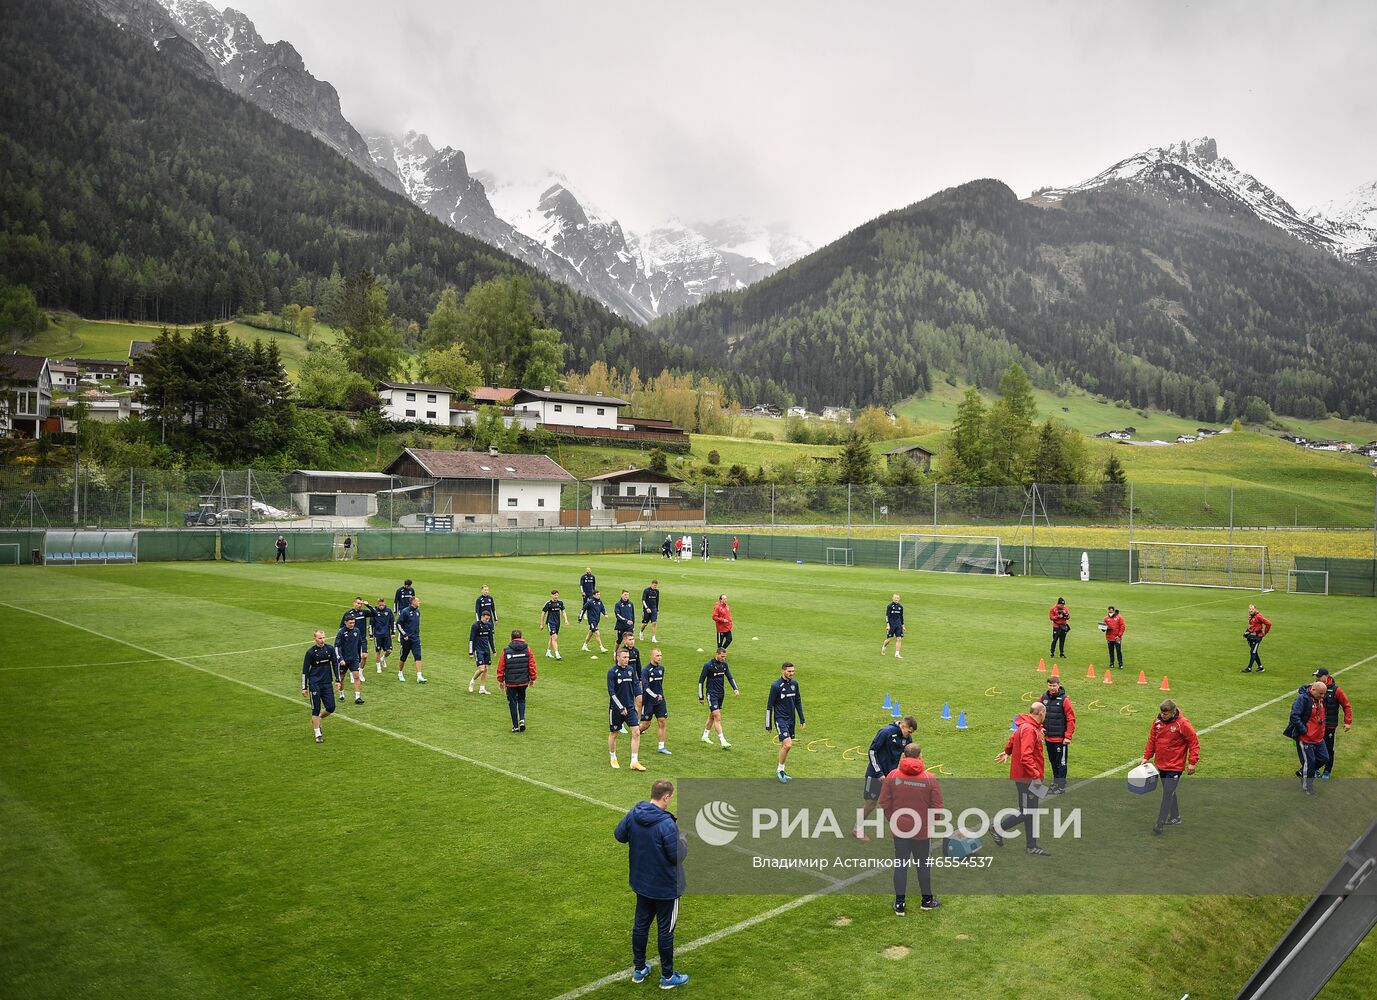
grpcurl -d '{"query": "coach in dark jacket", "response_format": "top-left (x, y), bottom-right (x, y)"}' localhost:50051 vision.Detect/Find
top-left (614, 780), bottom-right (688, 987)
top-left (496, 631), bottom-right (536, 733)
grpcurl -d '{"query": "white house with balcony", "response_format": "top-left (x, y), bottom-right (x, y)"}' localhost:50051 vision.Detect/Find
top-left (2, 352), bottom-right (52, 438)
top-left (512, 388), bottom-right (629, 430)
top-left (377, 382), bottom-right (456, 425)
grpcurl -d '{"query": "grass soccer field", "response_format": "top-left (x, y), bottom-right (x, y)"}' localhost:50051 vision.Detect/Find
top-left (2, 553), bottom-right (1376, 999)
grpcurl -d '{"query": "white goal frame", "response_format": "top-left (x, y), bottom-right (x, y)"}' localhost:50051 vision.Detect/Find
top-left (0, 543), bottom-right (19, 566)
top-left (899, 532), bottom-right (1008, 576)
top-left (1286, 569), bottom-right (1329, 596)
top-left (1130, 541), bottom-right (1272, 592)
top-left (825, 546), bottom-right (854, 566)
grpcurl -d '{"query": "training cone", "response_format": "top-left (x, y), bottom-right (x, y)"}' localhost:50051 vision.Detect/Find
top-left (1137, 670), bottom-right (1148, 685)
top-left (892, 703), bottom-right (902, 718)
top-left (883, 693), bottom-right (893, 710)
top-left (1050, 663), bottom-right (1060, 678)
top-left (941, 702), bottom-right (952, 720)
top-left (956, 711), bottom-right (968, 731)
top-left (1086, 664), bottom-right (1096, 679)
top-left (1037, 658), bottom-right (1046, 673)
top-left (1160, 676), bottom-right (1171, 692)
top-left (1102, 669), bottom-right (1113, 685)
top-left (1010, 716), bottom-right (1018, 732)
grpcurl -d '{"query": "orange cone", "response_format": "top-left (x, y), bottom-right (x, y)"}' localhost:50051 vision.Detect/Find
top-left (1159, 676), bottom-right (1171, 691)
top-left (1102, 669), bottom-right (1113, 685)
top-left (1037, 658), bottom-right (1046, 673)
top-left (1050, 663), bottom-right (1060, 678)
top-left (1086, 664), bottom-right (1096, 679)
top-left (1137, 670), bottom-right (1148, 685)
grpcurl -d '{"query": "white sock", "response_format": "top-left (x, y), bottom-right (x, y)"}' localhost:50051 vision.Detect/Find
top-left (610, 752), bottom-right (617, 761)
top-left (314, 727), bottom-right (322, 737)
top-left (703, 729), bottom-right (711, 738)
top-left (417, 673), bottom-right (425, 681)
top-left (719, 734), bottom-right (728, 744)
top-left (658, 742), bottom-right (666, 750)
top-left (479, 685), bottom-right (487, 693)
top-left (631, 754), bottom-right (638, 764)
top-left (778, 764), bottom-right (785, 773)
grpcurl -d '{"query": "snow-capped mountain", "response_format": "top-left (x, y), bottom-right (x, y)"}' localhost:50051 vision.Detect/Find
top-left (1033, 137), bottom-right (1372, 264)
top-left (1307, 180), bottom-right (1377, 267)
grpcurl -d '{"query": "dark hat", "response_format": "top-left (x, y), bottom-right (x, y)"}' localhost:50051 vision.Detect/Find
top-left (1313, 668), bottom-right (1330, 678)
top-left (1056, 597), bottom-right (1065, 604)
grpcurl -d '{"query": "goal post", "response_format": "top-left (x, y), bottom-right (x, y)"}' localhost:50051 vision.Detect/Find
top-left (1130, 541), bottom-right (1272, 592)
top-left (899, 532), bottom-right (1009, 576)
top-left (0, 543), bottom-right (19, 566)
top-left (825, 546), bottom-right (854, 566)
top-left (1286, 569), bottom-right (1329, 596)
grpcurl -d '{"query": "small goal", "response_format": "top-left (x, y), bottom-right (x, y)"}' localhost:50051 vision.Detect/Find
top-left (899, 533), bottom-right (1009, 576)
top-left (1131, 541), bottom-right (1272, 592)
top-left (0, 543), bottom-right (20, 566)
top-left (826, 546), bottom-right (854, 566)
top-left (1286, 569), bottom-right (1329, 595)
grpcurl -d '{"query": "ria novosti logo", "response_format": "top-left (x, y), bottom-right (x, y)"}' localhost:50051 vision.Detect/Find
top-left (694, 801), bottom-right (741, 846)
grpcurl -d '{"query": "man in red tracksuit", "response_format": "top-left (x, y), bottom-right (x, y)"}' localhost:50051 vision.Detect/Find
top-left (1243, 604), bottom-right (1271, 673)
top-left (1142, 699), bottom-right (1200, 834)
top-left (1048, 597), bottom-right (1069, 658)
top-left (1038, 676), bottom-right (1076, 794)
top-left (1101, 606), bottom-right (1125, 669)
top-left (878, 744), bottom-right (944, 914)
top-left (995, 702), bottom-right (1051, 855)
top-left (1313, 668), bottom-right (1354, 779)
top-left (712, 595), bottom-right (733, 651)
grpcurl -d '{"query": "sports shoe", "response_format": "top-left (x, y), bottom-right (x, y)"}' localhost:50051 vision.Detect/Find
top-left (701, 732), bottom-right (713, 744)
top-left (650, 637), bottom-right (658, 644)
top-left (620, 725), bottom-right (629, 734)
top-left (581, 644), bottom-right (590, 652)
top-left (894, 899), bottom-right (907, 916)
top-left (659, 972), bottom-right (688, 990)
top-left (518, 720), bottom-right (525, 732)
top-left (479, 688), bottom-right (490, 696)
top-left (629, 761), bottom-right (647, 772)
top-left (468, 681), bottom-right (475, 693)
top-left (777, 772), bottom-right (791, 783)
top-left (1152, 824), bottom-right (1164, 835)
top-left (719, 739), bottom-right (732, 750)
top-left (398, 671), bottom-right (406, 681)
top-left (1166, 817), bottom-right (1182, 825)
top-left (315, 733), bottom-right (324, 743)
top-left (920, 897), bottom-right (942, 910)
top-left (554, 653), bottom-right (562, 660)
top-left (1242, 667), bottom-right (1253, 673)
top-left (511, 727), bottom-right (520, 734)
top-left (852, 827), bottom-right (870, 843)
top-left (1026, 846), bottom-right (1051, 856)
top-left (545, 651), bottom-right (553, 658)
top-left (376, 664), bottom-right (382, 674)
top-left (657, 747), bottom-right (672, 755)
top-left (894, 653), bottom-right (903, 659)
top-left (1256, 666), bottom-right (1265, 673)
top-left (880, 644), bottom-right (887, 655)
top-left (610, 758), bottom-right (620, 769)
top-left (991, 830), bottom-right (1005, 847)
top-left (355, 697), bottom-right (364, 705)
top-left (631, 966), bottom-right (652, 984)
top-left (1321, 772), bottom-right (1332, 780)
top-left (599, 646), bottom-right (608, 652)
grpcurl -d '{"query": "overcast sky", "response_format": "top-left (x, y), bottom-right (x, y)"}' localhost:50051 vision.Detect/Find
top-left (230, 0), bottom-right (1376, 246)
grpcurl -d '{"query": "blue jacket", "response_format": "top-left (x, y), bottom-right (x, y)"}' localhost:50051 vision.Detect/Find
top-left (584, 597), bottom-right (606, 627)
top-left (334, 625), bottom-right (364, 664)
top-left (608, 663), bottom-right (642, 712)
top-left (371, 606), bottom-right (396, 639)
top-left (614, 599), bottom-right (636, 630)
top-left (614, 801), bottom-right (686, 899)
top-left (1285, 686), bottom-right (1316, 740)
top-left (398, 605), bottom-right (421, 639)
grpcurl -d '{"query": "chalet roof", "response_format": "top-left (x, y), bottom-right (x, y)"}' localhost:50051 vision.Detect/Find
top-left (377, 381), bottom-right (456, 393)
top-left (513, 388), bottom-right (630, 407)
top-left (883, 443), bottom-right (935, 457)
top-left (2, 353), bottom-right (48, 381)
top-left (129, 340), bottom-right (156, 360)
top-left (384, 448), bottom-right (575, 482)
top-left (582, 468), bottom-right (684, 485)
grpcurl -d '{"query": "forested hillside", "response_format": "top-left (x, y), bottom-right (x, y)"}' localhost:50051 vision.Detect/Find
top-left (0, 0), bottom-right (681, 375)
top-left (655, 179), bottom-right (1377, 421)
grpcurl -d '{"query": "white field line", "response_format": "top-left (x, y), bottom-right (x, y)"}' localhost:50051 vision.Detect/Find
top-left (555, 648), bottom-right (1377, 999)
top-left (1142, 595), bottom-right (1242, 615)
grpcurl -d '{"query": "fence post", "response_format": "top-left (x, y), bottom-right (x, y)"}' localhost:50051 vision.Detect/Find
top-left (933, 483), bottom-right (938, 533)
top-left (770, 484), bottom-right (775, 534)
top-left (128, 467), bottom-right (134, 527)
top-left (847, 484), bottom-right (852, 542)
top-left (72, 454), bottom-right (80, 526)
top-left (1128, 482), bottom-right (1134, 582)
top-left (702, 483), bottom-right (707, 524)
top-left (575, 481), bottom-right (580, 553)
top-left (1372, 479), bottom-right (1376, 562)
top-left (246, 469), bottom-right (253, 528)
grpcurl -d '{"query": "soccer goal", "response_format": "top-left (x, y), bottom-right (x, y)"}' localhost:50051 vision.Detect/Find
top-left (899, 533), bottom-right (1009, 576)
top-left (826, 546), bottom-right (854, 566)
top-left (1130, 541), bottom-right (1272, 591)
top-left (1286, 569), bottom-right (1329, 595)
top-left (0, 543), bottom-right (19, 566)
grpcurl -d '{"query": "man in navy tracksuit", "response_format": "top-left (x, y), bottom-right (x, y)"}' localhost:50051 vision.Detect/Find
top-left (397, 597), bottom-right (426, 683)
top-left (766, 662), bottom-right (806, 782)
top-left (341, 598), bottom-right (374, 675)
top-left (855, 716), bottom-right (916, 840)
top-left (301, 629), bottom-right (340, 743)
top-left (638, 648), bottom-right (671, 755)
top-left (468, 611), bottom-right (495, 695)
top-left (497, 630), bottom-right (535, 732)
top-left (474, 584), bottom-right (497, 625)
top-left (614, 590), bottom-right (636, 647)
top-left (881, 594), bottom-right (904, 659)
top-left (614, 779), bottom-right (689, 990)
top-left (578, 567), bottom-right (597, 619)
top-left (334, 615), bottom-right (366, 706)
top-left (608, 648), bottom-right (645, 771)
top-left (395, 580), bottom-right (416, 614)
top-left (697, 648), bottom-right (739, 749)
top-left (640, 581), bottom-right (660, 643)
top-left (371, 597), bottom-right (396, 674)
top-left (582, 591), bottom-right (608, 652)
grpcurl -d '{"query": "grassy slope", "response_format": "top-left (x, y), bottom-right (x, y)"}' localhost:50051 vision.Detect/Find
top-left (2, 556), bottom-right (1376, 999)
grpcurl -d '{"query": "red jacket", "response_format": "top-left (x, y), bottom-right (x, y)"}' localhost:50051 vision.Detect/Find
top-left (1049, 604), bottom-right (1069, 628)
top-left (1247, 610), bottom-right (1271, 637)
top-left (1003, 714), bottom-right (1046, 781)
top-left (1144, 711), bottom-right (1200, 771)
top-left (496, 649), bottom-right (537, 687)
top-left (878, 756), bottom-right (945, 839)
top-left (1301, 696), bottom-right (1327, 744)
top-left (713, 602), bottom-right (733, 633)
top-left (1322, 675), bottom-right (1353, 729)
top-left (1102, 613), bottom-right (1125, 642)
top-left (674, 538), bottom-right (683, 552)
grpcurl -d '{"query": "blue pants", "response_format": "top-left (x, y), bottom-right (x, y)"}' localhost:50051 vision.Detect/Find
top-left (892, 837), bottom-right (933, 902)
top-left (1156, 770), bottom-right (1182, 826)
top-left (506, 686), bottom-right (527, 728)
top-left (1300, 742), bottom-right (1330, 791)
top-left (632, 894), bottom-right (678, 976)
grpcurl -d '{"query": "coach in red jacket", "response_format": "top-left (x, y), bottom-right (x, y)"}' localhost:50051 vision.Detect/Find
top-left (1038, 676), bottom-right (1077, 794)
top-left (1313, 668), bottom-right (1354, 779)
top-left (1048, 598), bottom-right (1069, 658)
top-left (995, 702), bottom-right (1051, 856)
top-left (1101, 606), bottom-right (1126, 670)
top-left (1142, 699), bottom-right (1200, 834)
top-left (712, 596), bottom-right (733, 651)
top-left (1244, 604), bottom-right (1271, 673)
top-left (878, 745), bottom-right (944, 914)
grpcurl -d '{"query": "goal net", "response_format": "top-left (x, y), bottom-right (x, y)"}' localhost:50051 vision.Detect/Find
top-left (1131, 541), bottom-right (1272, 591)
top-left (825, 547), bottom-right (854, 566)
top-left (899, 533), bottom-right (1009, 576)
top-left (1286, 569), bottom-right (1329, 595)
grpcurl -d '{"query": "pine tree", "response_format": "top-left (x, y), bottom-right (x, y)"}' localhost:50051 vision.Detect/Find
top-left (837, 431), bottom-right (875, 485)
top-left (422, 287), bottom-right (464, 351)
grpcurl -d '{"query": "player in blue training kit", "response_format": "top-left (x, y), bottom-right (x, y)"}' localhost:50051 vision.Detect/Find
top-left (371, 597), bottom-right (396, 674)
top-left (582, 591), bottom-right (608, 652)
top-left (639, 580), bottom-right (661, 643)
top-left (614, 590), bottom-right (636, 647)
top-left (335, 614), bottom-right (366, 705)
top-left (697, 647), bottom-right (740, 749)
top-left (618, 631), bottom-right (643, 678)
top-left (541, 590), bottom-right (568, 659)
top-left (638, 648), bottom-right (672, 755)
top-left (394, 579), bottom-right (416, 612)
top-left (766, 662), bottom-right (806, 782)
top-left (881, 593), bottom-right (905, 659)
top-left (474, 584), bottom-right (497, 625)
top-left (340, 598), bottom-right (375, 685)
top-left (578, 567), bottom-right (597, 620)
top-left (608, 648), bottom-right (646, 771)
top-left (301, 629), bottom-right (341, 742)
top-left (855, 715), bottom-right (917, 839)
top-left (468, 611), bottom-right (495, 695)
top-left (397, 596), bottom-right (426, 683)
